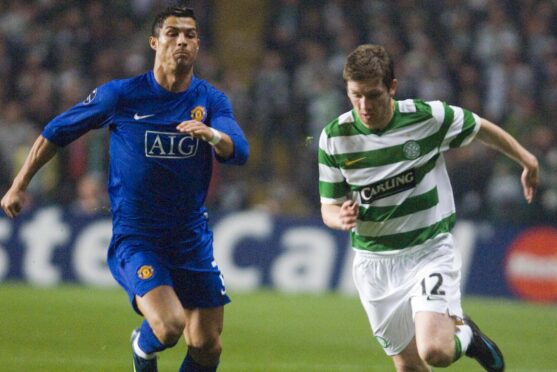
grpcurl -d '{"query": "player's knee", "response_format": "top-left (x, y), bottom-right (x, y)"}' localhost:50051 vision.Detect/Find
top-left (187, 334), bottom-right (222, 359)
top-left (151, 315), bottom-right (185, 346)
top-left (393, 360), bottom-right (430, 372)
top-left (418, 344), bottom-right (452, 367)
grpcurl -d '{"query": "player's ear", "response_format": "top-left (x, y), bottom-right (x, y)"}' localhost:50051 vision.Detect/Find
top-left (389, 79), bottom-right (398, 97)
top-left (149, 36), bottom-right (158, 51)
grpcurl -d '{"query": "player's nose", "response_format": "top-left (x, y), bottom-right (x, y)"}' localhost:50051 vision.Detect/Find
top-left (176, 32), bottom-right (188, 46)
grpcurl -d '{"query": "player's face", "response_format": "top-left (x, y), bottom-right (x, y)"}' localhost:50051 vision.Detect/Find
top-left (151, 16), bottom-right (199, 69)
top-left (347, 78), bottom-right (397, 130)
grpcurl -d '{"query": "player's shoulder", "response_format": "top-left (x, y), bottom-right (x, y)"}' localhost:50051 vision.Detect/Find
top-left (322, 110), bottom-right (355, 138)
top-left (110, 72), bottom-right (150, 93)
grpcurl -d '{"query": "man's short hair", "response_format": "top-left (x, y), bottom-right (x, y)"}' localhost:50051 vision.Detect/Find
top-left (343, 44), bottom-right (395, 88)
top-left (151, 2), bottom-right (196, 37)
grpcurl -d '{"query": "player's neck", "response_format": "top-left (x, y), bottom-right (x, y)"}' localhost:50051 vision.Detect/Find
top-left (153, 63), bottom-right (193, 93)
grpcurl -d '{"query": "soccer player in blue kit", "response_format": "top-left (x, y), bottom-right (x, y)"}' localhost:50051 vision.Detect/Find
top-left (0, 4), bottom-right (249, 372)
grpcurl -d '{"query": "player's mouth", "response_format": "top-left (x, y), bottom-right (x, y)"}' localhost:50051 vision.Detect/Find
top-left (360, 112), bottom-right (373, 121)
top-left (174, 49), bottom-right (190, 57)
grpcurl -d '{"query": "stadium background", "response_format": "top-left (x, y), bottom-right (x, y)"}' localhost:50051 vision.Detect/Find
top-left (0, 0), bottom-right (556, 371)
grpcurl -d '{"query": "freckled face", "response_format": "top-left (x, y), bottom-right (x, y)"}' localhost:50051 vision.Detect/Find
top-left (150, 16), bottom-right (199, 69)
top-left (347, 78), bottom-right (397, 130)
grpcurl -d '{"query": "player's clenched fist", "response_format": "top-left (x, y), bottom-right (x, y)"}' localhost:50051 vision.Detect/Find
top-left (1, 188), bottom-right (26, 219)
top-left (176, 120), bottom-right (214, 142)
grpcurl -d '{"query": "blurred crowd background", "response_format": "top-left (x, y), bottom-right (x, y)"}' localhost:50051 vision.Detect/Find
top-left (0, 0), bottom-right (556, 225)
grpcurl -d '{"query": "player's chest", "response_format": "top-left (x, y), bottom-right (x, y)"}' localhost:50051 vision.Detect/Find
top-left (114, 96), bottom-right (210, 131)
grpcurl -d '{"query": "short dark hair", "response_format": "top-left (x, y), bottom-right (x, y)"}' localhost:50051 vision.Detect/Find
top-left (151, 2), bottom-right (196, 37)
top-left (343, 44), bottom-right (395, 88)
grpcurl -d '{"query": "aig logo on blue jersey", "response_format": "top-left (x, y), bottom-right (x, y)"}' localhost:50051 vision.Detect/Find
top-left (145, 130), bottom-right (199, 159)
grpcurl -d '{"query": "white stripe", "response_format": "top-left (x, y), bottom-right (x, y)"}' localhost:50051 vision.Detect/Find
top-left (338, 110), bottom-right (354, 124)
top-left (428, 100), bottom-right (445, 126)
top-left (320, 196), bottom-right (348, 204)
top-left (319, 164), bottom-right (345, 183)
top-left (398, 99), bottom-right (417, 113)
top-left (318, 130), bottom-right (330, 151)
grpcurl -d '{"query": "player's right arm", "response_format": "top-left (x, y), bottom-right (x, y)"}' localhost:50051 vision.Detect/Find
top-left (1, 136), bottom-right (58, 218)
top-left (2, 83), bottom-right (117, 218)
top-left (321, 201), bottom-right (359, 231)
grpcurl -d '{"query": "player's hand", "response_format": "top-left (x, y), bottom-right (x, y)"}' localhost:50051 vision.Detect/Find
top-left (521, 155), bottom-right (539, 204)
top-left (1, 187), bottom-right (26, 219)
top-left (339, 200), bottom-right (359, 231)
top-left (176, 120), bottom-right (214, 142)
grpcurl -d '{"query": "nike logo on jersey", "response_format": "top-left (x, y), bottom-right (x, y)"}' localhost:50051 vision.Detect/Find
top-left (134, 113), bottom-right (155, 120)
top-left (344, 157), bottom-right (366, 167)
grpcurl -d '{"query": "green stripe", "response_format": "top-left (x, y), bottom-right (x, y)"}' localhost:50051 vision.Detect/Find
top-left (450, 109), bottom-right (476, 148)
top-left (453, 335), bottom-right (462, 362)
top-left (330, 135), bottom-right (433, 169)
top-left (351, 213), bottom-right (456, 252)
top-left (319, 180), bottom-right (349, 199)
top-left (359, 187), bottom-right (439, 222)
top-left (437, 102), bottom-right (455, 147)
top-left (318, 148), bottom-right (337, 167)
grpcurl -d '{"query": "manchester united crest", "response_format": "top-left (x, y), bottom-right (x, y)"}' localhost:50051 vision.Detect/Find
top-left (190, 106), bottom-right (207, 121)
top-left (137, 265), bottom-right (154, 280)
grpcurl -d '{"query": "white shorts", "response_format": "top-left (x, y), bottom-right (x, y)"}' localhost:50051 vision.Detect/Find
top-left (352, 233), bottom-right (463, 356)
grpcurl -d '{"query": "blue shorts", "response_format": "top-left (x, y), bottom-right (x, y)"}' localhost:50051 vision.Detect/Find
top-left (107, 232), bottom-right (231, 314)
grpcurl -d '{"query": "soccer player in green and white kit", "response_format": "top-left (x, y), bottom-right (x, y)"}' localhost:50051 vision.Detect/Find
top-left (319, 44), bottom-right (539, 372)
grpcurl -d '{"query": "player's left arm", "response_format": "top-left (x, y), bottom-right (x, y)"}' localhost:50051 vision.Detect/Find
top-left (476, 118), bottom-right (539, 203)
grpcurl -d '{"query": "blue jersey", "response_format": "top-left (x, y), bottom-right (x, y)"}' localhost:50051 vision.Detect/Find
top-left (42, 71), bottom-right (249, 236)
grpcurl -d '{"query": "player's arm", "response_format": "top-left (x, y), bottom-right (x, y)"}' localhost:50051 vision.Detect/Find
top-left (1, 135), bottom-right (59, 218)
top-left (476, 118), bottom-right (539, 203)
top-left (321, 200), bottom-right (359, 231)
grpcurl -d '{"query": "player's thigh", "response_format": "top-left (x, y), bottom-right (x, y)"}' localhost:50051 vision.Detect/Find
top-left (136, 285), bottom-right (185, 330)
top-left (414, 311), bottom-right (455, 354)
top-left (183, 306), bottom-right (224, 347)
top-left (391, 337), bottom-right (430, 372)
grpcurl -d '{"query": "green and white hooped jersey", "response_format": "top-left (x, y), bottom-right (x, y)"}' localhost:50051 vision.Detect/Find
top-left (318, 99), bottom-right (481, 252)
